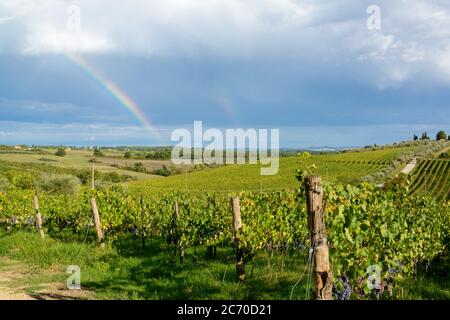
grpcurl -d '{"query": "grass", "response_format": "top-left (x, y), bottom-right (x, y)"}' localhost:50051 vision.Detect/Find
top-left (0, 230), bottom-right (448, 300)
top-left (398, 277), bottom-right (450, 300)
top-left (129, 147), bottom-right (417, 194)
top-left (0, 230), bottom-right (312, 300)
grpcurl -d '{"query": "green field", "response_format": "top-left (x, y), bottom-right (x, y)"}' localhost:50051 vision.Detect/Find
top-left (0, 148), bottom-right (167, 181)
top-left (130, 146), bottom-right (418, 194)
top-left (1, 143), bottom-right (448, 199)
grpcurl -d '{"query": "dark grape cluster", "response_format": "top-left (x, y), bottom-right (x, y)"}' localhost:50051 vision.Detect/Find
top-left (333, 275), bottom-right (352, 300)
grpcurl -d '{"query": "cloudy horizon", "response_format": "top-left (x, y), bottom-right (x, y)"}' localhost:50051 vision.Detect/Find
top-left (1, 0), bottom-right (449, 147)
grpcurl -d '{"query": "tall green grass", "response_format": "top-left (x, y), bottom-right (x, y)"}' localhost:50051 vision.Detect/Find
top-left (0, 230), bottom-right (447, 300)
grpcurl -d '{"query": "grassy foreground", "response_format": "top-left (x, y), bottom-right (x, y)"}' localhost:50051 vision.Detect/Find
top-left (0, 230), bottom-right (448, 300)
top-left (0, 230), bottom-right (310, 300)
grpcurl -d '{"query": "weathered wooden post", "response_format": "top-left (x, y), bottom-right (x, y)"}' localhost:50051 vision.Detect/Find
top-left (33, 192), bottom-right (45, 240)
top-left (304, 176), bottom-right (333, 300)
top-left (140, 195), bottom-right (145, 249)
top-left (175, 201), bottom-right (185, 263)
top-left (91, 163), bottom-right (95, 190)
top-left (212, 196), bottom-right (217, 258)
top-left (89, 162), bottom-right (104, 248)
top-left (90, 197), bottom-right (104, 248)
top-left (232, 196), bottom-right (245, 281)
top-left (206, 196), bottom-right (218, 259)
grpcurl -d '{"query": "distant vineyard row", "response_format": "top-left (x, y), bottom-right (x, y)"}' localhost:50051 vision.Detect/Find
top-left (410, 159), bottom-right (450, 201)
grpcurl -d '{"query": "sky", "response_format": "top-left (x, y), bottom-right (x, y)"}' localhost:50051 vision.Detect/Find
top-left (0, 0), bottom-right (449, 148)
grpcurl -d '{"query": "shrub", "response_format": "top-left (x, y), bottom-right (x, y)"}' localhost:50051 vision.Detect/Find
top-left (38, 174), bottom-right (81, 197)
top-left (93, 180), bottom-right (113, 191)
top-left (103, 172), bottom-right (123, 183)
top-left (75, 170), bottom-right (91, 185)
top-left (55, 148), bottom-right (66, 157)
top-left (132, 162), bottom-right (147, 173)
top-left (10, 172), bottom-right (36, 190)
top-left (93, 149), bottom-right (105, 157)
top-left (153, 165), bottom-right (172, 177)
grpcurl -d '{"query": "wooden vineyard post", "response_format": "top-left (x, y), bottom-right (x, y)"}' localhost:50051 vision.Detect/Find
top-left (304, 176), bottom-right (333, 300)
top-left (175, 201), bottom-right (185, 263)
top-left (91, 163), bottom-right (95, 190)
top-left (212, 196), bottom-right (217, 258)
top-left (140, 195), bottom-right (145, 249)
top-left (207, 196), bottom-right (218, 259)
top-left (33, 192), bottom-right (45, 240)
top-left (232, 196), bottom-right (245, 281)
top-left (90, 197), bottom-right (105, 249)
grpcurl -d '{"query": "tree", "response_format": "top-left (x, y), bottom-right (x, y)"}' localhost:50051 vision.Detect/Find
top-left (55, 148), bottom-right (66, 157)
top-left (413, 134), bottom-right (418, 141)
top-left (38, 174), bottom-right (80, 197)
top-left (436, 130), bottom-right (447, 141)
top-left (93, 148), bottom-right (104, 157)
top-left (124, 151), bottom-right (132, 159)
top-left (421, 132), bottom-right (430, 140)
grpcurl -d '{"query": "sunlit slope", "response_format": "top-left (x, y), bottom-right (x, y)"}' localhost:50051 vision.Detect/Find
top-left (0, 149), bottom-right (163, 180)
top-left (130, 147), bottom-right (417, 193)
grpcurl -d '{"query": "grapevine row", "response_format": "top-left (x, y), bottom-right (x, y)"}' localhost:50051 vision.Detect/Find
top-left (1, 182), bottom-right (448, 292)
top-left (410, 159), bottom-right (450, 200)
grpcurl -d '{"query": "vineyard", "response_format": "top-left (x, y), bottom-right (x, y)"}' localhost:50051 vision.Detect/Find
top-left (0, 181), bottom-right (449, 299)
top-left (0, 141), bottom-right (449, 299)
top-left (410, 159), bottom-right (450, 200)
top-left (129, 145), bottom-right (423, 194)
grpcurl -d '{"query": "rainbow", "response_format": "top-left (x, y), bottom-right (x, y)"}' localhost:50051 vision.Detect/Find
top-left (213, 92), bottom-right (239, 125)
top-left (67, 53), bottom-right (162, 141)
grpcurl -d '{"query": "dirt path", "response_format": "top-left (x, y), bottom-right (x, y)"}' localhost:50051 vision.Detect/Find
top-left (0, 258), bottom-right (34, 300)
top-left (377, 158), bottom-right (419, 187)
top-left (0, 280), bottom-right (34, 300)
top-left (0, 257), bottom-right (91, 300)
top-left (439, 145), bottom-right (450, 156)
top-left (400, 158), bottom-right (418, 175)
